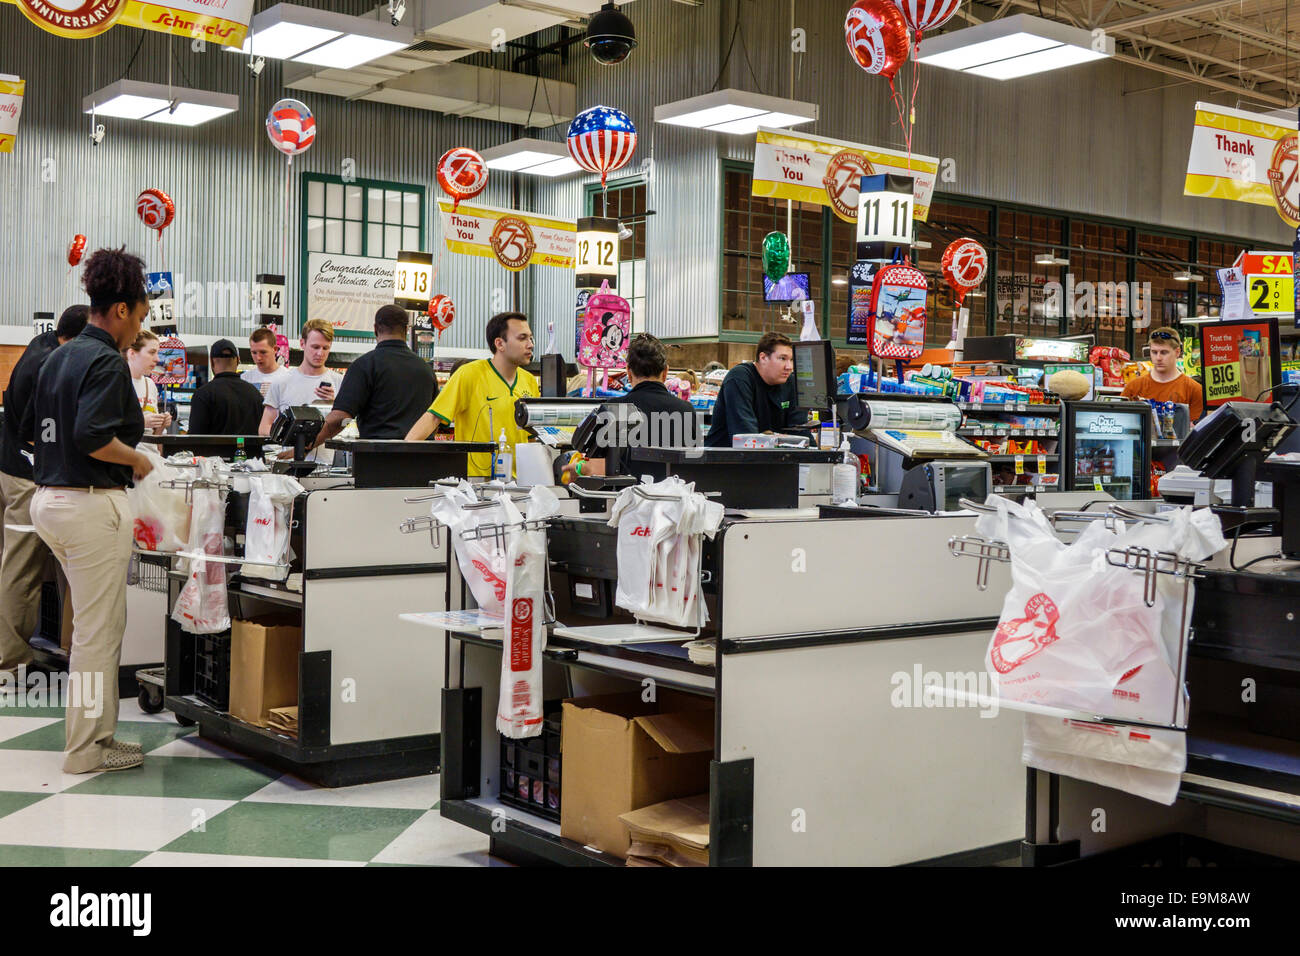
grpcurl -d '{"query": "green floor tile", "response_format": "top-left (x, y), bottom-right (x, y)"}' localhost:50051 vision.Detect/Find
top-left (161, 802), bottom-right (423, 862)
top-left (1, 720), bottom-right (195, 754)
top-left (0, 705), bottom-right (69, 719)
top-left (0, 845), bottom-right (148, 866)
top-left (64, 756), bottom-right (281, 801)
top-left (0, 791), bottom-right (50, 818)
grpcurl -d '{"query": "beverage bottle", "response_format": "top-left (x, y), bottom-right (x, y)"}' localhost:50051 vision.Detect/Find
top-left (234, 436), bottom-right (247, 463)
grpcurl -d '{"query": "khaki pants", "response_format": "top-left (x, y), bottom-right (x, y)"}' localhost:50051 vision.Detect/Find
top-left (31, 487), bottom-right (132, 773)
top-left (0, 472), bottom-right (47, 670)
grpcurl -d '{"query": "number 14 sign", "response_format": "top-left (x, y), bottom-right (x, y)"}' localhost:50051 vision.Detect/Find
top-left (856, 173), bottom-right (914, 262)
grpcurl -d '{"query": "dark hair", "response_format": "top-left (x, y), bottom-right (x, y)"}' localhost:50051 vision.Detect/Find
top-left (374, 304), bottom-right (409, 336)
top-left (55, 305), bottom-right (89, 341)
top-left (626, 333), bottom-right (667, 379)
top-left (250, 327), bottom-right (277, 347)
top-left (82, 247), bottom-right (147, 313)
top-left (449, 358), bottom-right (472, 376)
top-left (756, 331), bottom-right (792, 360)
top-left (485, 311), bottom-right (527, 353)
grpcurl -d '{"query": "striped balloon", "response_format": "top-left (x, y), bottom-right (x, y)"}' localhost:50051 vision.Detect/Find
top-left (894, 0), bottom-right (961, 37)
top-left (266, 98), bottom-right (316, 158)
top-left (566, 105), bottom-right (637, 188)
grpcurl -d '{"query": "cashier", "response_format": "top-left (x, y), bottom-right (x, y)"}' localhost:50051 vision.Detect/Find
top-left (186, 339), bottom-right (264, 435)
top-left (1121, 326), bottom-right (1204, 421)
top-left (562, 333), bottom-right (699, 481)
top-left (404, 312), bottom-right (539, 477)
top-left (704, 332), bottom-right (800, 447)
top-left (313, 305), bottom-right (437, 446)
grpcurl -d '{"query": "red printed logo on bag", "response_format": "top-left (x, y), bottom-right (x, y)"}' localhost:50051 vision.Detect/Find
top-left (133, 518), bottom-right (160, 551)
top-left (471, 559), bottom-right (507, 602)
top-left (510, 598), bottom-right (533, 672)
top-left (990, 593), bottom-right (1060, 675)
top-left (629, 526), bottom-right (652, 537)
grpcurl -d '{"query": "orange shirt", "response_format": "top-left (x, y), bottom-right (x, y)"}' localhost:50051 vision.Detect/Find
top-left (1121, 372), bottom-right (1204, 421)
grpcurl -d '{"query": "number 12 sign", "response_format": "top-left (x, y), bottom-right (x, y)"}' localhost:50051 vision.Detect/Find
top-left (856, 173), bottom-right (914, 262)
top-left (575, 216), bottom-right (619, 289)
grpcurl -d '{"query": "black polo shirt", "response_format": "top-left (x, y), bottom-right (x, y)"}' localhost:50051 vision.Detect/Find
top-left (1, 330), bottom-right (59, 480)
top-left (332, 339), bottom-right (438, 440)
top-left (704, 361), bottom-right (799, 447)
top-left (26, 325), bottom-right (145, 488)
top-left (590, 380), bottom-right (700, 479)
top-left (188, 371), bottom-right (264, 436)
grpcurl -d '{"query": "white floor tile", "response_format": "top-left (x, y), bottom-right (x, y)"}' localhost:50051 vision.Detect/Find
top-left (420, 850), bottom-right (510, 867)
top-left (243, 772), bottom-right (439, 811)
top-left (370, 807), bottom-right (490, 865)
top-left (0, 794), bottom-right (234, 852)
top-left (147, 736), bottom-right (246, 760)
top-left (0, 716), bottom-right (60, 744)
top-left (0, 749), bottom-right (97, 793)
top-left (133, 851), bottom-right (365, 867)
top-left (117, 699), bottom-right (183, 724)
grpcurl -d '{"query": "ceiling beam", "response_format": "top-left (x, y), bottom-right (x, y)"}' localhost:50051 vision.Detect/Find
top-left (1112, 51), bottom-right (1288, 106)
top-left (1101, 0), bottom-right (1241, 32)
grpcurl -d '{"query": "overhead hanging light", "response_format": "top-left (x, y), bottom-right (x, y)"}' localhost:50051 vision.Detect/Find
top-left (82, 80), bottom-right (238, 127)
top-left (654, 88), bottom-right (817, 135)
top-left (224, 3), bottom-right (413, 68)
top-left (1173, 269), bottom-right (1205, 282)
top-left (1035, 250), bottom-right (1069, 266)
top-left (916, 13), bottom-right (1114, 80)
top-left (480, 138), bottom-right (583, 177)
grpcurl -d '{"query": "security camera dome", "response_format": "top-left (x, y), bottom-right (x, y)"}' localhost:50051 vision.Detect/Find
top-left (584, 2), bottom-right (636, 65)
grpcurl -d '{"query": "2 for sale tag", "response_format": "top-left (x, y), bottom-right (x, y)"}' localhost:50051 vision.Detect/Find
top-left (1094, 477), bottom-right (1104, 492)
top-left (1038, 454), bottom-right (1047, 471)
top-left (1014, 455), bottom-right (1024, 474)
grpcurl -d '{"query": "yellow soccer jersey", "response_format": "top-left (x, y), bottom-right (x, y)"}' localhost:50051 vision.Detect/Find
top-left (429, 359), bottom-right (539, 477)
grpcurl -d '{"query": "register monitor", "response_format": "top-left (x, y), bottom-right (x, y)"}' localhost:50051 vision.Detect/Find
top-left (793, 339), bottom-right (836, 416)
top-left (1179, 401), bottom-right (1295, 507)
top-left (899, 461), bottom-right (992, 513)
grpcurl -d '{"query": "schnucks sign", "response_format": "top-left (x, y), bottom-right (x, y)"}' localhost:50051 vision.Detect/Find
top-left (5, 0), bottom-right (252, 47)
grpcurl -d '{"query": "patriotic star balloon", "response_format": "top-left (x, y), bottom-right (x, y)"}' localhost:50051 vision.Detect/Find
top-left (566, 105), bottom-right (637, 188)
top-left (266, 98), bottom-right (316, 161)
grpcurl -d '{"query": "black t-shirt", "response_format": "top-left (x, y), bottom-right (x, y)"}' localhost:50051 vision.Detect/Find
top-left (332, 339), bottom-right (438, 440)
top-left (590, 380), bottom-right (700, 479)
top-left (1, 330), bottom-right (59, 480)
top-left (27, 325), bottom-right (145, 488)
top-left (188, 371), bottom-right (265, 436)
top-left (704, 362), bottom-right (798, 447)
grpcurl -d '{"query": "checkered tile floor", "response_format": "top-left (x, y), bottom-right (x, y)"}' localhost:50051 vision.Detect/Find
top-left (0, 694), bottom-right (503, 867)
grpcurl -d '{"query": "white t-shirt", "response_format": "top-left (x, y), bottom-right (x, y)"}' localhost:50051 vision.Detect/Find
top-left (242, 365), bottom-right (291, 399)
top-left (264, 367), bottom-right (343, 463)
top-left (133, 375), bottom-right (159, 413)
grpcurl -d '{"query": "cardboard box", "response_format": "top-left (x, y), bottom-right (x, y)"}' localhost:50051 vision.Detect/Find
top-left (229, 617), bottom-right (301, 727)
top-left (560, 692), bottom-right (713, 859)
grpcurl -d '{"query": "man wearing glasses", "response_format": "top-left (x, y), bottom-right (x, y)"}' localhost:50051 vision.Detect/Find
top-left (1121, 326), bottom-right (1204, 421)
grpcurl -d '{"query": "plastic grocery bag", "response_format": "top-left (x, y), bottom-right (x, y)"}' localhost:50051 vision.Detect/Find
top-left (241, 474), bottom-right (304, 581)
top-left (496, 486), bottom-right (559, 740)
top-left (127, 445), bottom-right (193, 551)
top-left (171, 459), bottom-right (231, 634)
top-left (974, 496), bottom-right (1224, 726)
top-left (429, 482), bottom-right (509, 622)
top-left (1022, 714), bottom-right (1187, 805)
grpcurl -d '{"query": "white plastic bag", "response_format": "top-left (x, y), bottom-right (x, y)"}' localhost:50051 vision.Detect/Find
top-left (430, 482), bottom-right (509, 621)
top-left (241, 474), bottom-right (303, 581)
top-left (1022, 714), bottom-right (1186, 805)
top-left (127, 446), bottom-right (193, 551)
top-left (171, 460), bottom-right (230, 634)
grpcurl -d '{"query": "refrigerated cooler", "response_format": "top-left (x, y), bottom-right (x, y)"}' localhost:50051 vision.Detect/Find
top-left (1062, 401), bottom-right (1153, 500)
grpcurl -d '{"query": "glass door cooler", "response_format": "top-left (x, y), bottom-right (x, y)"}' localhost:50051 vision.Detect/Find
top-left (1062, 401), bottom-right (1153, 500)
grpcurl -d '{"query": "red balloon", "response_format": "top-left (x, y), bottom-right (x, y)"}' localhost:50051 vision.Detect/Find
top-left (136, 188), bottom-right (175, 239)
top-left (940, 237), bottom-right (988, 307)
top-left (436, 148), bottom-right (487, 212)
top-left (67, 234), bottom-right (87, 267)
top-left (428, 294), bottom-right (455, 337)
top-left (845, 0), bottom-right (911, 80)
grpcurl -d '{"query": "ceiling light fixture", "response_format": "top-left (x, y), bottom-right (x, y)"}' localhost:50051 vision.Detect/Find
top-left (479, 138), bottom-right (584, 177)
top-left (1173, 269), bottom-right (1205, 282)
top-left (1035, 250), bottom-right (1069, 266)
top-left (224, 4), bottom-right (413, 68)
top-left (916, 13), bottom-right (1114, 80)
top-left (82, 80), bottom-right (238, 127)
top-left (654, 88), bottom-right (817, 135)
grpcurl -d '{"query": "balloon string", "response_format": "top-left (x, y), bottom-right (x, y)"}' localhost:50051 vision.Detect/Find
top-left (907, 31), bottom-right (923, 166)
top-left (283, 158), bottom-right (291, 299)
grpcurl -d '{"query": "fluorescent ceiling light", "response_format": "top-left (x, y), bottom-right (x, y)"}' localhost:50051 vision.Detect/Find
top-left (654, 88), bottom-right (817, 134)
top-left (223, 3), bottom-right (412, 67)
top-left (916, 13), bottom-right (1114, 80)
top-left (1036, 251), bottom-right (1069, 266)
top-left (1174, 270), bottom-right (1205, 282)
top-left (480, 138), bottom-right (583, 178)
top-left (832, 277), bottom-right (848, 286)
top-left (82, 80), bottom-right (237, 127)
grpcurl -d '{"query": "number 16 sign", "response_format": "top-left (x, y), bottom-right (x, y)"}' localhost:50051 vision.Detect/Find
top-left (857, 173), bottom-right (914, 263)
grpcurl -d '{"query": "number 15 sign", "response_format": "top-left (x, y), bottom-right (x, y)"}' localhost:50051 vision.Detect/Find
top-left (856, 173), bottom-right (914, 263)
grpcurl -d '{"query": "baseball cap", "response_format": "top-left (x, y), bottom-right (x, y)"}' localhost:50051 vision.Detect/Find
top-left (210, 338), bottom-right (239, 359)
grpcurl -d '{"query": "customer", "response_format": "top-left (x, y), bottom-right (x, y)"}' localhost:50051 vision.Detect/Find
top-left (1121, 326), bottom-right (1204, 421)
top-left (0, 305), bottom-right (89, 675)
top-left (26, 247), bottom-right (155, 773)
top-left (705, 332), bottom-right (800, 447)
top-left (404, 312), bottom-right (539, 477)
top-left (242, 326), bottom-right (289, 399)
top-left (562, 333), bottom-right (699, 481)
top-left (187, 339), bottom-right (264, 435)
top-left (314, 305), bottom-right (437, 447)
top-left (125, 329), bottom-right (171, 436)
top-left (259, 318), bottom-right (342, 463)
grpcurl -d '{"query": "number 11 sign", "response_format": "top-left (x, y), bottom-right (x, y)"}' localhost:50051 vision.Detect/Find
top-left (856, 173), bottom-right (914, 263)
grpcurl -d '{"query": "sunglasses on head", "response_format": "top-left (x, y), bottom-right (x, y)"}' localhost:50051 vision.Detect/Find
top-left (1150, 332), bottom-right (1178, 342)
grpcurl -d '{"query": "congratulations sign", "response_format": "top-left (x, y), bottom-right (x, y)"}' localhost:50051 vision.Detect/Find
top-left (1185, 102), bottom-right (1298, 227)
top-left (0, 75), bottom-right (23, 153)
top-left (437, 200), bottom-right (575, 272)
top-left (752, 127), bottom-right (939, 223)
top-left (306, 253), bottom-right (395, 336)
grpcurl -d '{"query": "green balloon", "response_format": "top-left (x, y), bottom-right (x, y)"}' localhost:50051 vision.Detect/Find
top-left (762, 231), bottom-right (790, 282)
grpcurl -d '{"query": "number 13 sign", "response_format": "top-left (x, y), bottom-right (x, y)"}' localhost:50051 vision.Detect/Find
top-left (857, 173), bottom-right (914, 262)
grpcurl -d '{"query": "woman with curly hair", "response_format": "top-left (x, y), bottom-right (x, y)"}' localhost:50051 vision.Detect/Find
top-left (26, 247), bottom-right (156, 773)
